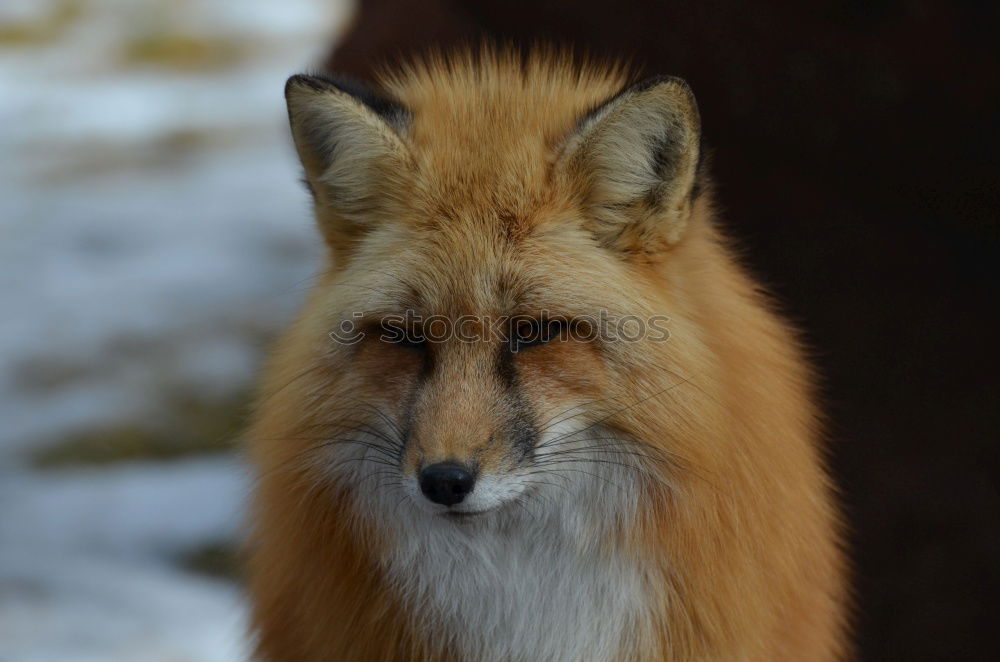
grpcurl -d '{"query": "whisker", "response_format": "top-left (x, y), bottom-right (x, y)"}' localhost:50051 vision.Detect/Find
top-left (534, 397), bottom-right (618, 434)
top-left (537, 443), bottom-right (670, 463)
top-left (525, 466), bottom-right (624, 491)
top-left (518, 478), bottom-right (572, 497)
top-left (536, 377), bottom-right (693, 451)
top-left (533, 457), bottom-right (660, 479)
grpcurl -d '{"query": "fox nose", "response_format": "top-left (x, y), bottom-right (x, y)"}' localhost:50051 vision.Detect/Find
top-left (419, 462), bottom-right (476, 506)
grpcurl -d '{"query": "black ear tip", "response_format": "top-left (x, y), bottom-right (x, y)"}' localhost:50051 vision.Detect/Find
top-left (282, 72), bottom-right (410, 127)
top-left (285, 73), bottom-right (331, 99)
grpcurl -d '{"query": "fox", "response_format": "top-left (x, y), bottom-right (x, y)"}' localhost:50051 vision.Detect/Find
top-left (246, 50), bottom-right (849, 661)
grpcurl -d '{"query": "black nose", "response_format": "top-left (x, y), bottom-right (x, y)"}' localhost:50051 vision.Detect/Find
top-left (419, 462), bottom-right (475, 506)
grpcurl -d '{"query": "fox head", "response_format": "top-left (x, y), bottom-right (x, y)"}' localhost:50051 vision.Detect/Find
top-left (260, 55), bottom-right (709, 527)
top-left (250, 55), bottom-right (846, 661)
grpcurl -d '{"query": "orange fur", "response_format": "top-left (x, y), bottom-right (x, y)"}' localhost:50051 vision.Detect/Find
top-left (247, 50), bottom-right (849, 660)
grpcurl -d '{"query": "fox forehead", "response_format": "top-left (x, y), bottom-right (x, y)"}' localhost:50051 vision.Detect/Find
top-left (342, 218), bottom-right (628, 321)
top-left (381, 56), bottom-right (627, 217)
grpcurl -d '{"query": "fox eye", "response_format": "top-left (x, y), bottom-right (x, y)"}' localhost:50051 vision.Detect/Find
top-left (509, 318), bottom-right (565, 353)
top-left (380, 321), bottom-right (426, 349)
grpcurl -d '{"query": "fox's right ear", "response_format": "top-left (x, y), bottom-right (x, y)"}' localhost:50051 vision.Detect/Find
top-left (555, 76), bottom-right (701, 258)
top-left (285, 74), bottom-right (411, 250)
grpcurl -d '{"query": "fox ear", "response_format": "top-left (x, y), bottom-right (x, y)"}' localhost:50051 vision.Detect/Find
top-left (557, 76), bottom-right (701, 256)
top-left (285, 74), bottom-right (411, 249)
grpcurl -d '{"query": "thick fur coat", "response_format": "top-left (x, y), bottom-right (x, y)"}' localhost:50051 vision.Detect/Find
top-left (246, 51), bottom-right (848, 661)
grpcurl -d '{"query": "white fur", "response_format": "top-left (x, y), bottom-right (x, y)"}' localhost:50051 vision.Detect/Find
top-left (330, 420), bottom-right (657, 662)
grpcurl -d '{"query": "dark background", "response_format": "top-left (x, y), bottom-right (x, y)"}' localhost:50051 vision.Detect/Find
top-left (325, 1), bottom-right (999, 659)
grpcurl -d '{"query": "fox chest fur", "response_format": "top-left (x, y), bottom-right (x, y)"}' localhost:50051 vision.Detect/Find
top-left (247, 50), bottom-right (848, 661)
top-left (382, 475), bottom-right (650, 662)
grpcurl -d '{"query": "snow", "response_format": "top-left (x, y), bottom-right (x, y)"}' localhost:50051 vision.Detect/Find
top-left (0, 549), bottom-right (249, 662)
top-left (0, 458), bottom-right (253, 661)
top-left (0, 458), bottom-right (249, 560)
top-left (0, 0), bottom-right (352, 658)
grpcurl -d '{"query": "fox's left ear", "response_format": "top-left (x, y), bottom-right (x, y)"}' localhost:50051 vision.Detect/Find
top-left (285, 74), bottom-right (411, 253)
top-left (556, 76), bottom-right (701, 255)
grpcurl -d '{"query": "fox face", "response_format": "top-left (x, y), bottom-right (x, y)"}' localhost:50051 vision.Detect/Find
top-left (328, 232), bottom-right (642, 520)
top-left (274, 59), bottom-right (701, 524)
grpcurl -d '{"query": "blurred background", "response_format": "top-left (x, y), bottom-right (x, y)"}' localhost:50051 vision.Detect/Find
top-left (0, 0), bottom-right (350, 659)
top-left (2, 1), bottom-right (997, 660)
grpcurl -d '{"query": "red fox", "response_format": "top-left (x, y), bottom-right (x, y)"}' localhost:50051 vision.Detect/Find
top-left (247, 50), bottom-right (848, 661)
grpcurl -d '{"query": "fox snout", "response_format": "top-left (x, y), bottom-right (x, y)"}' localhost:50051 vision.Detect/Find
top-left (394, 341), bottom-right (540, 512)
top-left (402, 412), bottom-right (535, 514)
top-left (404, 432), bottom-right (527, 513)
